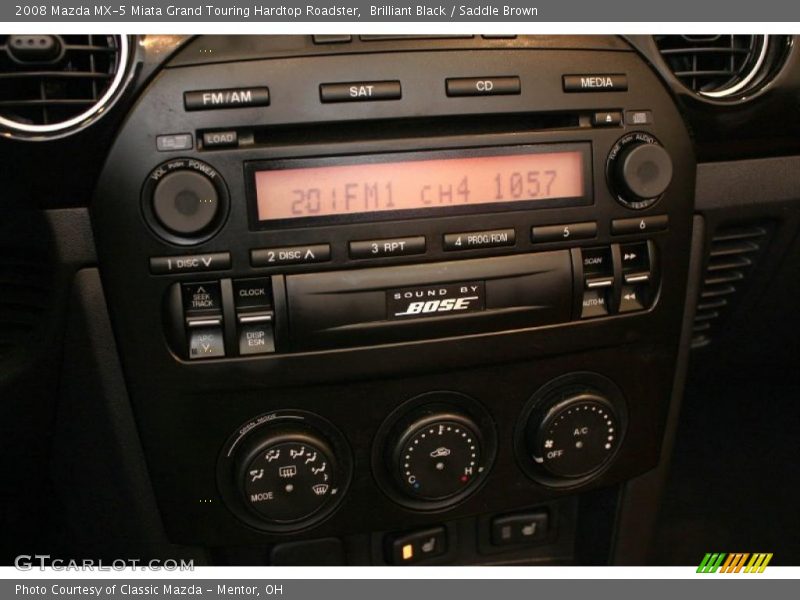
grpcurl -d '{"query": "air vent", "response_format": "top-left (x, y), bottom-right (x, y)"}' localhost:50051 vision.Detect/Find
top-left (692, 223), bottom-right (772, 349)
top-left (0, 34), bottom-right (130, 138)
top-left (655, 35), bottom-right (786, 99)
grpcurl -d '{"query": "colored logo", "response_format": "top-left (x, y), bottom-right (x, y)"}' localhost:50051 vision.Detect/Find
top-left (697, 553), bottom-right (773, 573)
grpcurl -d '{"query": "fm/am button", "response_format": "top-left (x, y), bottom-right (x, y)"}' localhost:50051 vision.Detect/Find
top-left (443, 229), bottom-right (515, 251)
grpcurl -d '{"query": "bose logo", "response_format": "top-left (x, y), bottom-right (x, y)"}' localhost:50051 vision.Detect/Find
top-left (394, 296), bottom-right (480, 317)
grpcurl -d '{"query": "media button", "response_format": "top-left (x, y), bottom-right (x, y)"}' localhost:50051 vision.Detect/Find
top-left (251, 244), bottom-right (331, 267)
top-left (445, 76), bottom-right (521, 97)
top-left (349, 236), bottom-right (426, 259)
top-left (320, 81), bottom-right (401, 102)
top-left (563, 74), bottom-right (628, 93)
top-left (443, 229), bottom-right (515, 251)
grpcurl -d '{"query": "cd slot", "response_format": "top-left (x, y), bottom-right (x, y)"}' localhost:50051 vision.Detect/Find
top-left (199, 112), bottom-right (586, 151)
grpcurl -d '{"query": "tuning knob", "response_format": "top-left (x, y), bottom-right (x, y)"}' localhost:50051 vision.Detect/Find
top-left (607, 132), bottom-right (673, 210)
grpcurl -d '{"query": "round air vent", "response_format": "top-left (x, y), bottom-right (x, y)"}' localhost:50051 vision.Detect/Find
top-left (0, 34), bottom-right (131, 138)
top-left (654, 35), bottom-right (788, 99)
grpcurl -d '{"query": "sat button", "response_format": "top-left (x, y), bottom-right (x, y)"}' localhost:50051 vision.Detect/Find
top-left (320, 81), bottom-right (401, 103)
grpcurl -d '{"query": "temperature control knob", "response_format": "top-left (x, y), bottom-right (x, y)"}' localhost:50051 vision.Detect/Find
top-left (607, 132), bottom-right (673, 210)
top-left (527, 393), bottom-right (620, 479)
top-left (391, 413), bottom-right (485, 501)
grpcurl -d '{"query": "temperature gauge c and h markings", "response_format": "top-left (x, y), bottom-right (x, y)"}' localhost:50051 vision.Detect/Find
top-left (240, 435), bottom-right (339, 524)
top-left (394, 415), bottom-right (486, 501)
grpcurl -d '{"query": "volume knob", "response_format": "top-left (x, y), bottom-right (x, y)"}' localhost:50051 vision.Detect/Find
top-left (607, 133), bottom-right (673, 210)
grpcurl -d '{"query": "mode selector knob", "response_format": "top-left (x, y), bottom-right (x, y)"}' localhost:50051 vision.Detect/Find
top-left (607, 132), bottom-right (673, 210)
top-left (238, 430), bottom-right (340, 524)
top-left (218, 411), bottom-right (352, 532)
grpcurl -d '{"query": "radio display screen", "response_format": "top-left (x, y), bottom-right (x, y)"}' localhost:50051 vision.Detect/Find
top-left (250, 144), bottom-right (590, 224)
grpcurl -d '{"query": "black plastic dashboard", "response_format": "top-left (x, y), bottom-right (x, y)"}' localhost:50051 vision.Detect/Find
top-left (2, 34), bottom-right (800, 567)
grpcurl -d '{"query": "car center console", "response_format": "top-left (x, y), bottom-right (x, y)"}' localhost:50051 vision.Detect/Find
top-left (91, 35), bottom-right (695, 565)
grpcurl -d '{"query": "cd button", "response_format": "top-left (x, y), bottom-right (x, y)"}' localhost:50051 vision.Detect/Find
top-left (445, 76), bottom-right (521, 97)
top-left (349, 236), bottom-right (426, 259)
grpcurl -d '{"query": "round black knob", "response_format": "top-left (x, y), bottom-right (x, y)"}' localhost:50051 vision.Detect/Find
top-left (238, 429), bottom-right (340, 524)
top-left (607, 133), bottom-right (673, 209)
top-left (143, 158), bottom-right (228, 244)
top-left (527, 393), bottom-right (620, 479)
top-left (390, 412), bottom-right (485, 501)
top-left (152, 169), bottom-right (219, 235)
